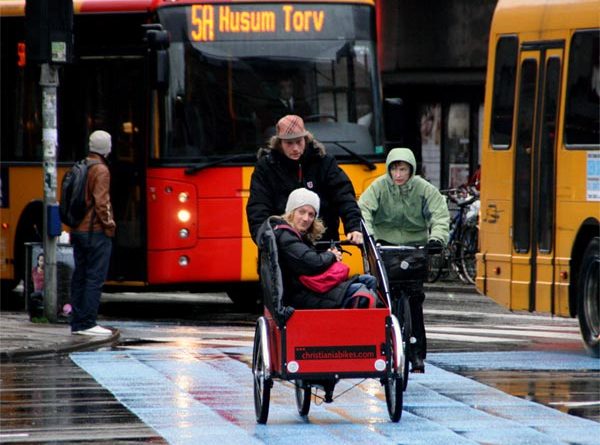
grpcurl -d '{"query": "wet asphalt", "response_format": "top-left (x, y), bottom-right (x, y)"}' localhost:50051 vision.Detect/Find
top-left (0, 286), bottom-right (598, 443)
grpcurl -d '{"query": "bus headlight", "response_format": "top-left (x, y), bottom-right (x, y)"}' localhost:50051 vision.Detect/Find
top-left (178, 192), bottom-right (189, 203)
top-left (177, 209), bottom-right (191, 223)
top-left (178, 255), bottom-right (189, 267)
top-left (179, 228), bottom-right (189, 239)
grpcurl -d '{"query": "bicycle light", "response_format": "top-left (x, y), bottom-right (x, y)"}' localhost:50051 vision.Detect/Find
top-left (287, 361), bottom-right (299, 373)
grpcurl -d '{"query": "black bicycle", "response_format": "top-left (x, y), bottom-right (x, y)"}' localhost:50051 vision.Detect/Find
top-left (428, 186), bottom-right (479, 285)
top-left (377, 244), bottom-right (428, 386)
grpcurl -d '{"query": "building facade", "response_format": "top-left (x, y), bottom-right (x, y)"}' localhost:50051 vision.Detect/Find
top-left (378, 0), bottom-right (497, 189)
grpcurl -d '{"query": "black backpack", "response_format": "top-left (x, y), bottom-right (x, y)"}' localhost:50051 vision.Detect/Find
top-left (59, 159), bottom-right (101, 228)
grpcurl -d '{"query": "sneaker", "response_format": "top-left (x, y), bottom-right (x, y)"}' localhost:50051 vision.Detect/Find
top-left (73, 325), bottom-right (112, 336)
top-left (410, 357), bottom-right (425, 373)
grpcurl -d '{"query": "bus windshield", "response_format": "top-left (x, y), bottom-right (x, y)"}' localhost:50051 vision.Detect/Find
top-left (157, 4), bottom-right (380, 162)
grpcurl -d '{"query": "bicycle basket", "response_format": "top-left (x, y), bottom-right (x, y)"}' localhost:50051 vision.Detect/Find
top-left (381, 248), bottom-right (428, 282)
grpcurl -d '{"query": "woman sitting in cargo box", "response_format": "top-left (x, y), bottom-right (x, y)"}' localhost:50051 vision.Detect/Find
top-left (258, 188), bottom-right (376, 310)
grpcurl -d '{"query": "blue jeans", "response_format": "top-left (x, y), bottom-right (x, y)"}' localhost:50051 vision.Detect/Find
top-left (70, 231), bottom-right (112, 332)
top-left (345, 274), bottom-right (377, 299)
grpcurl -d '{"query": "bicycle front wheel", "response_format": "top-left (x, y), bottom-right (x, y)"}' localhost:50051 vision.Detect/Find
top-left (393, 295), bottom-right (411, 390)
top-left (427, 249), bottom-right (445, 283)
top-left (458, 226), bottom-right (478, 285)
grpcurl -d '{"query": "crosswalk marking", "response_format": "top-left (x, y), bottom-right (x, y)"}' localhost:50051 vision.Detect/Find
top-left (425, 308), bottom-right (579, 323)
top-left (495, 324), bottom-right (580, 332)
top-left (427, 332), bottom-right (526, 343)
top-left (427, 326), bottom-right (582, 340)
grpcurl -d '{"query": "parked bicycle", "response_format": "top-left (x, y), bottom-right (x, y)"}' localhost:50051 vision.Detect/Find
top-left (427, 185), bottom-right (479, 284)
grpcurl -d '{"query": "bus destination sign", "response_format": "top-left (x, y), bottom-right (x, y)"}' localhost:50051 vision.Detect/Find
top-left (189, 4), bottom-right (328, 41)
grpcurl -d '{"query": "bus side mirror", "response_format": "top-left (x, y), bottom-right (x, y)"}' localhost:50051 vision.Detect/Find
top-left (144, 26), bottom-right (170, 91)
top-left (383, 98), bottom-right (405, 149)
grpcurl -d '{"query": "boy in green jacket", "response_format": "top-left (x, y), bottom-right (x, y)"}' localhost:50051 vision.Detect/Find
top-left (359, 147), bottom-right (449, 372)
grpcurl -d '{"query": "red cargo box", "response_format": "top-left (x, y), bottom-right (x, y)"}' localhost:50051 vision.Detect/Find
top-left (280, 308), bottom-right (390, 377)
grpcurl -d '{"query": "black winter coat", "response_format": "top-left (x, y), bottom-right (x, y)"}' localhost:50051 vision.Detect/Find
top-left (271, 218), bottom-right (354, 309)
top-left (246, 142), bottom-right (362, 243)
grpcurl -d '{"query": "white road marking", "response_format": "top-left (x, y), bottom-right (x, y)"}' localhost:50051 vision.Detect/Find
top-left (427, 326), bottom-right (582, 340)
top-left (549, 401), bottom-right (600, 408)
top-left (427, 332), bottom-right (526, 343)
top-left (425, 308), bottom-right (579, 323)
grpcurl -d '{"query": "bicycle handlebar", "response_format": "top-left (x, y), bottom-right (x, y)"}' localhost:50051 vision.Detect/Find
top-left (440, 186), bottom-right (479, 207)
top-left (376, 245), bottom-right (424, 252)
top-left (314, 239), bottom-right (355, 255)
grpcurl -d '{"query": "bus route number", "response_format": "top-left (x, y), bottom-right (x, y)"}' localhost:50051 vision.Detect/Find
top-left (190, 4), bottom-right (326, 41)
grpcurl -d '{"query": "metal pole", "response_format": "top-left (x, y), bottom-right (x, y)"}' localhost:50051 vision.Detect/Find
top-left (40, 63), bottom-right (59, 322)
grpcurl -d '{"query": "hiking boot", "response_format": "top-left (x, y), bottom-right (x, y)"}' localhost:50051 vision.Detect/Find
top-left (410, 356), bottom-right (425, 373)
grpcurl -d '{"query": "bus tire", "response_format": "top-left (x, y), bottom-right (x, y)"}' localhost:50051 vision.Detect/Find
top-left (577, 237), bottom-right (599, 358)
top-left (227, 282), bottom-right (262, 313)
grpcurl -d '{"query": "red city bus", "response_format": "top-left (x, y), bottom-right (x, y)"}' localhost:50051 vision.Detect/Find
top-left (1, 0), bottom-right (387, 305)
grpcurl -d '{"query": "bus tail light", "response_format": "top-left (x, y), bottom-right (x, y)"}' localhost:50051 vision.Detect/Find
top-left (147, 178), bottom-right (197, 251)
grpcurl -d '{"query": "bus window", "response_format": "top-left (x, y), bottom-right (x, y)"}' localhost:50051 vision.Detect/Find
top-left (538, 57), bottom-right (561, 252)
top-left (156, 4), bottom-right (379, 162)
top-left (490, 36), bottom-right (518, 149)
top-left (513, 58), bottom-right (537, 253)
top-left (564, 30), bottom-right (600, 148)
top-left (1, 18), bottom-right (42, 162)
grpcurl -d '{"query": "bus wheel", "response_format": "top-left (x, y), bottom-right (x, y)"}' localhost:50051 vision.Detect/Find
top-left (227, 283), bottom-right (262, 313)
top-left (577, 237), bottom-right (599, 358)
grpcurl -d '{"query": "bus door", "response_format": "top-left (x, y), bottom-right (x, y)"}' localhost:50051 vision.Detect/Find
top-left (512, 44), bottom-right (563, 313)
top-left (71, 57), bottom-right (148, 283)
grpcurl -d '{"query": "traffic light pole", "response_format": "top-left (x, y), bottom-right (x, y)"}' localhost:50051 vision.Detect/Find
top-left (41, 64), bottom-right (59, 322)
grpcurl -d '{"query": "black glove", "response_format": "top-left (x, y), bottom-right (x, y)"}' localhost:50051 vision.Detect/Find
top-left (426, 239), bottom-right (444, 254)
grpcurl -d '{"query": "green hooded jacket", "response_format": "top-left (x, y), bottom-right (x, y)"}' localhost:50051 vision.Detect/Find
top-left (359, 148), bottom-right (449, 245)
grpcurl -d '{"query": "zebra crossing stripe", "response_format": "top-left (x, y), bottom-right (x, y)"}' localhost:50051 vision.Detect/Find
top-left (427, 332), bottom-right (526, 343)
top-left (427, 326), bottom-right (582, 340)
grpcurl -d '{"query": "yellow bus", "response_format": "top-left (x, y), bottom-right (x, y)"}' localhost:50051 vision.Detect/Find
top-left (477, 0), bottom-right (599, 356)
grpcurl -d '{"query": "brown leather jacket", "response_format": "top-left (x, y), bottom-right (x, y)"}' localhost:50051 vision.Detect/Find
top-left (73, 153), bottom-right (116, 237)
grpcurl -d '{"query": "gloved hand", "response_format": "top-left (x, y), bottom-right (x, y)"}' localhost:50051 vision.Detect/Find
top-left (426, 239), bottom-right (444, 254)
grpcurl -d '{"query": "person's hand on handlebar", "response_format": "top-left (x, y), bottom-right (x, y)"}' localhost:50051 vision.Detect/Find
top-left (426, 239), bottom-right (444, 254)
top-left (346, 231), bottom-right (363, 245)
top-left (328, 247), bottom-right (343, 261)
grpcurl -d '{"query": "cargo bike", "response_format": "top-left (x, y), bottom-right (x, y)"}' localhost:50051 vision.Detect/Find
top-left (252, 221), bottom-right (412, 424)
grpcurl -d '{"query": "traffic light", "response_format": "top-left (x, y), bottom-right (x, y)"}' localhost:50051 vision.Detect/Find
top-left (25, 0), bottom-right (73, 64)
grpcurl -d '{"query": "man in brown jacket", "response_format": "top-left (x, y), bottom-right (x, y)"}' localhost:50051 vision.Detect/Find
top-left (70, 130), bottom-right (116, 336)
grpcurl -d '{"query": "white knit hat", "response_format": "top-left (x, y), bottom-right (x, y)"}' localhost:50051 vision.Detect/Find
top-left (285, 188), bottom-right (320, 215)
top-left (89, 130), bottom-right (112, 157)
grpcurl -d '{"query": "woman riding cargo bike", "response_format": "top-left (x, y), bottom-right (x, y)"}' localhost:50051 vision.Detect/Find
top-left (252, 189), bottom-right (407, 423)
top-left (359, 147), bottom-right (450, 373)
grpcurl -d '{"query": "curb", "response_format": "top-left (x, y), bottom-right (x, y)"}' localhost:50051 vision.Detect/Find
top-left (424, 282), bottom-right (478, 294)
top-left (0, 329), bottom-right (120, 361)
